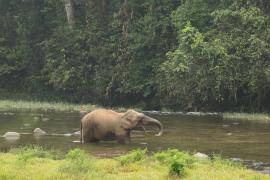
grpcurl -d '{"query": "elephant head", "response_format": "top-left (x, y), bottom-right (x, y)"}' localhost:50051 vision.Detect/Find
top-left (120, 110), bottom-right (163, 136)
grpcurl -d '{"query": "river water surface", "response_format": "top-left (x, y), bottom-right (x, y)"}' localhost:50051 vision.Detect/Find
top-left (0, 110), bottom-right (270, 173)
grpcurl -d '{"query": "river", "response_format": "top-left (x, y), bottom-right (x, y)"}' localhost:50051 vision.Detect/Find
top-left (0, 110), bottom-right (269, 173)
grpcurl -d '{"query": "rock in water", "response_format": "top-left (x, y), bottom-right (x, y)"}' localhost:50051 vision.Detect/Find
top-left (33, 128), bottom-right (46, 135)
top-left (193, 152), bottom-right (209, 160)
top-left (42, 117), bottom-right (49, 122)
top-left (3, 132), bottom-right (20, 138)
top-left (3, 132), bottom-right (20, 142)
top-left (72, 131), bottom-right (80, 136)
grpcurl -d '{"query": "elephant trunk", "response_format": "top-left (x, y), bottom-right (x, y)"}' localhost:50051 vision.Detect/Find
top-left (144, 117), bottom-right (163, 136)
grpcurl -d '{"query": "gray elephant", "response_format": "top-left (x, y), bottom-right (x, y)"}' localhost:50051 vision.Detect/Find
top-left (80, 109), bottom-right (163, 144)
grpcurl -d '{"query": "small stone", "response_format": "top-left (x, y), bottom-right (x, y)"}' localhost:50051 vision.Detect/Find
top-left (72, 131), bottom-right (80, 136)
top-left (3, 132), bottom-right (20, 138)
top-left (33, 128), bottom-right (46, 135)
top-left (3, 132), bottom-right (20, 142)
top-left (72, 140), bottom-right (80, 143)
top-left (79, 110), bottom-right (87, 115)
top-left (230, 158), bottom-right (242, 162)
top-left (140, 142), bottom-right (148, 145)
top-left (193, 152), bottom-right (209, 159)
top-left (227, 133), bottom-right (232, 136)
top-left (186, 112), bottom-right (201, 116)
top-left (42, 118), bottom-right (49, 122)
top-left (6, 113), bottom-right (15, 115)
top-left (222, 124), bottom-right (230, 128)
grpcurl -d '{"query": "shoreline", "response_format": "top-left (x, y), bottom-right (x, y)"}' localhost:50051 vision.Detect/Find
top-left (0, 100), bottom-right (269, 122)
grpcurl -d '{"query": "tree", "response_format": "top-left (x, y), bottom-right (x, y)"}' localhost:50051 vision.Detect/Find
top-left (64, 0), bottom-right (76, 29)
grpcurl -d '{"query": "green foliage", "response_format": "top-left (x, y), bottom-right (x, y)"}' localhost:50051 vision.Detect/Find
top-left (10, 146), bottom-right (58, 161)
top-left (158, 1), bottom-right (270, 111)
top-left (59, 149), bottom-right (95, 175)
top-left (65, 148), bottom-right (89, 162)
top-left (170, 157), bottom-right (185, 176)
top-left (154, 149), bottom-right (193, 164)
top-left (154, 149), bottom-right (194, 176)
top-left (1, 0), bottom-right (270, 111)
top-left (119, 149), bottom-right (147, 165)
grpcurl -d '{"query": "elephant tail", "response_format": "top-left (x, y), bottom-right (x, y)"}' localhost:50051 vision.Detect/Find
top-left (80, 121), bottom-right (83, 143)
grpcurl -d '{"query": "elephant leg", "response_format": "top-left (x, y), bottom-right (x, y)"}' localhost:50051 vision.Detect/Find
top-left (89, 138), bottom-right (100, 143)
top-left (117, 131), bottom-right (130, 144)
top-left (82, 126), bottom-right (100, 143)
top-left (84, 134), bottom-right (100, 143)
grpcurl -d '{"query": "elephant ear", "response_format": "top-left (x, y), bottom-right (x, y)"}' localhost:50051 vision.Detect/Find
top-left (120, 110), bottom-right (143, 129)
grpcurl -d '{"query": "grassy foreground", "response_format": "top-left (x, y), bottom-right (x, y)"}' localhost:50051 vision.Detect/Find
top-left (0, 147), bottom-right (268, 180)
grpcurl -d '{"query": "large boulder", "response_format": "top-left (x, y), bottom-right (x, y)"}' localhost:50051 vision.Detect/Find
top-left (33, 128), bottom-right (46, 135)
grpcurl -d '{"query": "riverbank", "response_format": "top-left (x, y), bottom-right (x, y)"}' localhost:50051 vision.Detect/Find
top-left (0, 100), bottom-right (99, 112)
top-left (0, 100), bottom-right (269, 122)
top-left (223, 113), bottom-right (270, 122)
top-left (0, 147), bottom-right (268, 180)
top-left (0, 99), bottom-right (142, 112)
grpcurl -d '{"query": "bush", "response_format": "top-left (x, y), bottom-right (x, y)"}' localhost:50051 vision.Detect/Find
top-left (154, 149), bottom-right (194, 176)
top-left (170, 157), bottom-right (185, 176)
top-left (10, 146), bottom-right (57, 162)
top-left (59, 149), bottom-right (95, 175)
top-left (119, 149), bottom-right (147, 165)
top-left (65, 148), bottom-right (89, 161)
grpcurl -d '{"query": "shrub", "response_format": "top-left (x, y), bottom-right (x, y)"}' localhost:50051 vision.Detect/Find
top-left (154, 149), bottom-right (194, 177)
top-left (59, 149), bottom-right (95, 175)
top-left (119, 149), bottom-right (147, 165)
top-left (10, 146), bottom-right (57, 162)
top-left (170, 157), bottom-right (185, 176)
top-left (65, 149), bottom-right (89, 162)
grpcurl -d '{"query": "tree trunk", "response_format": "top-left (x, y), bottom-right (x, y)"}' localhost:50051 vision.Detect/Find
top-left (64, 0), bottom-right (76, 29)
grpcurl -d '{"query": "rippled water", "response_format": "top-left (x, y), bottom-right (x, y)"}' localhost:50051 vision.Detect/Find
top-left (0, 110), bottom-right (270, 173)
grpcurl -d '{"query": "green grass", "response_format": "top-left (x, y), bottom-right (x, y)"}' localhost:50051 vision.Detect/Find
top-left (0, 99), bottom-right (98, 112)
top-left (223, 113), bottom-right (270, 122)
top-left (0, 99), bottom-right (143, 112)
top-left (0, 147), bottom-right (268, 180)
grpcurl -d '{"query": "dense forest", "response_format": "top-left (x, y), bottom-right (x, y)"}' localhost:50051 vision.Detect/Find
top-left (0, 0), bottom-right (270, 111)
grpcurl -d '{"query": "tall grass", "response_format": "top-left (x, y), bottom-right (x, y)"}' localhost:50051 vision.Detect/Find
top-left (0, 99), bottom-right (98, 112)
top-left (0, 147), bottom-right (268, 180)
top-left (0, 100), bottom-right (142, 112)
top-left (223, 113), bottom-right (270, 122)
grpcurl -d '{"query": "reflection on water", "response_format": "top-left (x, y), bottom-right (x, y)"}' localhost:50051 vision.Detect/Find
top-left (0, 110), bottom-right (270, 172)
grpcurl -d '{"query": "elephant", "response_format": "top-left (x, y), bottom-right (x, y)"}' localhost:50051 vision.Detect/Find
top-left (80, 109), bottom-right (163, 144)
